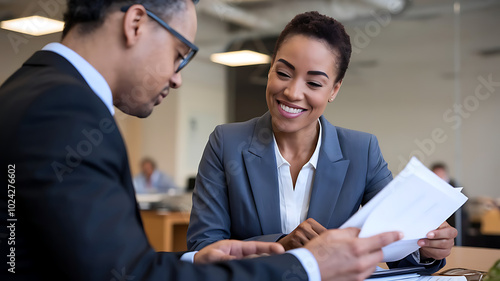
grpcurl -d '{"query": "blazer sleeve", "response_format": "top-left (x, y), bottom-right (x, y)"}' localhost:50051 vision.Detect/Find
top-left (2, 85), bottom-right (307, 281)
top-left (362, 134), bottom-right (393, 205)
top-left (187, 126), bottom-right (233, 251)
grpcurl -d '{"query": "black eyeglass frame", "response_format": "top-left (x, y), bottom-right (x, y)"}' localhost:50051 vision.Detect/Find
top-left (120, 5), bottom-right (198, 73)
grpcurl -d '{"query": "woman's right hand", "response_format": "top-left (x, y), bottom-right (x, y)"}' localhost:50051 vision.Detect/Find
top-left (277, 218), bottom-right (327, 250)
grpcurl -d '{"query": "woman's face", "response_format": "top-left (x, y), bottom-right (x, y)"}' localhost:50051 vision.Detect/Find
top-left (266, 34), bottom-right (342, 135)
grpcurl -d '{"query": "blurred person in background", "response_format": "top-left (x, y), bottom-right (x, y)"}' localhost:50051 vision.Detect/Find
top-left (134, 157), bottom-right (180, 194)
top-left (431, 162), bottom-right (469, 243)
top-left (431, 162), bottom-right (457, 187)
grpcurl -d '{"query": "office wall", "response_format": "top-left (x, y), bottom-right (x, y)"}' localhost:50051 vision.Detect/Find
top-left (324, 7), bottom-right (500, 198)
top-left (0, 32), bottom-right (61, 83)
top-left (175, 59), bottom-right (227, 188)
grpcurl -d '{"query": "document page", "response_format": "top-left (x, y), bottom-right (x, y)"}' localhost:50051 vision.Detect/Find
top-left (341, 157), bottom-right (468, 262)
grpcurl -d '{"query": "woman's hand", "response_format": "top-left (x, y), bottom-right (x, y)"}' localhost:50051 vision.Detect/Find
top-left (278, 218), bottom-right (327, 250)
top-left (418, 221), bottom-right (457, 261)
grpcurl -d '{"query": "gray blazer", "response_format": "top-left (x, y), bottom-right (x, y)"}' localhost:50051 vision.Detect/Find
top-left (187, 112), bottom-right (445, 273)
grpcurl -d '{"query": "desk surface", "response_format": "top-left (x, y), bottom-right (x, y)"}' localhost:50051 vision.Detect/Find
top-left (378, 246), bottom-right (500, 272)
top-left (439, 246), bottom-right (500, 272)
top-left (140, 210), bottom-right (190, 252)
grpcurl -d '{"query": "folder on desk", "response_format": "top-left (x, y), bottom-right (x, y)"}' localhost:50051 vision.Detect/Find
top-left (341, 157), bottom-right (468, 262)
top-left (367, 267), bottom-right (467, 281)
top-left (368, 266), bottom-right (426, 279)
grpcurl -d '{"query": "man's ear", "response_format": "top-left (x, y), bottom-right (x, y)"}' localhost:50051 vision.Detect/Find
top-left (329, 79), bottom-right (343, 102)
top-left (122, 4), bottom-right (149, 47)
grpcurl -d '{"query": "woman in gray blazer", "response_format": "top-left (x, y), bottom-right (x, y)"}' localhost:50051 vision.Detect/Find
top-left (187, 11), bottom-right (456, 273)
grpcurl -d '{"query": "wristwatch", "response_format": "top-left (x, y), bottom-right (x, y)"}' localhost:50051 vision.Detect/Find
top-left (420, 257), bottom-right (436, 264)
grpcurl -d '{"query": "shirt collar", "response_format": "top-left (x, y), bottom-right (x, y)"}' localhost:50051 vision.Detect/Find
top-left (273, 119), bottom-right (323, 169)
top-left (273, 137), bottom-right (288, 168)
top-left (42, 42), bottom-right (115, 115)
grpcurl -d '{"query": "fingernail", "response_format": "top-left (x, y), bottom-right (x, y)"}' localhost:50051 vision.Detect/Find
top-left (418, 240), bottom-right (425, 246)
top-left (427, 232), bottom-right (435, 238)
top-left (399, 232), bottom-right (404, 239)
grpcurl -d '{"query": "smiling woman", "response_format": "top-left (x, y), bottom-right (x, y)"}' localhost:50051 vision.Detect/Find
top-left (187, 11), bottom-right (457, 274)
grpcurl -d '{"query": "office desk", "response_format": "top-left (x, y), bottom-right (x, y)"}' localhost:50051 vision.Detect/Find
top-left (140, 210), bottom-right (190, 252)
top-left (438, 246), bottom-right (500, 272)
top-left (379, 246), bottom-right (499, 271)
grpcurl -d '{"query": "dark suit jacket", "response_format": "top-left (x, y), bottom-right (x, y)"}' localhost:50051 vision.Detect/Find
top-left (0, 51), bottom-right (304, 281)
top-left (187, 112), bottom-right (444, 273)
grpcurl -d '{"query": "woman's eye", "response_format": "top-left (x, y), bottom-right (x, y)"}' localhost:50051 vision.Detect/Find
top-left (308, 82), bottom-right (322, 88)
top-left (277, 71), bottom-right (290, 78)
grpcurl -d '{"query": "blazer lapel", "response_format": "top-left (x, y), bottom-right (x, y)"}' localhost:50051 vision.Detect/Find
top-left (242, 112), bottom-right (282, 234)
top-left (307, 116), bottom-right (350, 227)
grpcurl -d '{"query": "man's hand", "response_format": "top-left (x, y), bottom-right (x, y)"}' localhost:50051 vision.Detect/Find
top-left (278, 218), bottom-right (327, 250)
top-left (304, 228), bottom-right (403, 281)
top-left (194, 240), bottom-right (285, 264)
top-left (418, 222), bottom-right (457, 261)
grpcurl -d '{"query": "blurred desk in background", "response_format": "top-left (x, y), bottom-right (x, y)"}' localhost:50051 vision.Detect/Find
top-left (378, 246), bottom-right (500, 271)
top-left (140, 210), bottom-right (190, 252)
top-left (481, 209), bottom-right (500, 235)
top-left (439, 246), bottom-right (500, 272)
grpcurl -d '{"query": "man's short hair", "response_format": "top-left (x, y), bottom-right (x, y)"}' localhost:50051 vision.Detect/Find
top-left (62, 0), bottom-right (190, 38)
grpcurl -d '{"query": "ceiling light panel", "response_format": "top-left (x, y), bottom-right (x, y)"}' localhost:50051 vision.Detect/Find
top-left (0, 16), bottom-right (64, 36)
top-left (210, 50), bottom-right (270, 67)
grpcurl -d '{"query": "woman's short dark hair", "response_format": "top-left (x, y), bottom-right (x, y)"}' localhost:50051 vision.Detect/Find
top-left (272, 11), bottom-right (352, 83)
top-left (62, 0), bottom-right (189, 38)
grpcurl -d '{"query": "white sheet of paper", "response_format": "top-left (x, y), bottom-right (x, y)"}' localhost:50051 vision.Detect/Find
top-left (341, 157), bottom-right (468, 262)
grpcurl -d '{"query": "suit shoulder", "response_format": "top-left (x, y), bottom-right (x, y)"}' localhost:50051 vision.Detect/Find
top-left (1, 65), bottom-right (100, 113)
top-left (334, 126), bottom-right (376, 143)
top-left (212, 116), bottom-right (261, 141)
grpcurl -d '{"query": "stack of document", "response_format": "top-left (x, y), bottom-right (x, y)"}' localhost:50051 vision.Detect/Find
top-left (341, 157), bottom-right (468, 262)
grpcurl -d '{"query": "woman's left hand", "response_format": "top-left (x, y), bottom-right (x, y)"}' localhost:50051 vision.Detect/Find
top-left (418, 221), bottom-right (457, 261)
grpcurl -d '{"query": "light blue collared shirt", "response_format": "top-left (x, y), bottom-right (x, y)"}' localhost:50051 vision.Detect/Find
top-left (42, 42), bottom-right (114, 115)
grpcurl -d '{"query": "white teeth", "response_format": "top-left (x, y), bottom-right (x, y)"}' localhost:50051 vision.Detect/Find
top-left (280, 103), bottom-right (304, 114)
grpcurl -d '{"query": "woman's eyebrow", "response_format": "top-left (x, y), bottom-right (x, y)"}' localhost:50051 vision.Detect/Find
top-left (277, 58), bottom-right (295, 70)
top-left (277, 58), bottom-right (329, 79)
top-left (307, 70), bottom-right (329, 79)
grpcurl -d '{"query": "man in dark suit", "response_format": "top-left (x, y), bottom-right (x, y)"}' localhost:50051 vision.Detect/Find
top-left (0, 0), bottom-right (402, 280)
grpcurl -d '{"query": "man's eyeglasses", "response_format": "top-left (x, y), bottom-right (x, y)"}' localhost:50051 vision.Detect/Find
top-left (120, 5), bottom-right (198, 73)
